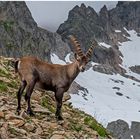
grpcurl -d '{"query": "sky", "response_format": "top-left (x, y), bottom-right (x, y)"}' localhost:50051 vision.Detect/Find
top-left (26, 1), bottom-right (118, 32)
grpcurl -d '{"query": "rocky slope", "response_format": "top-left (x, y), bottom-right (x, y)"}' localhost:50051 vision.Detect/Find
top-left (0, 1), bottom-right (70, 61)
top-left (1, 1), bottom-right (140, 139)
top-left (0, 56), bottom-right (111, 138)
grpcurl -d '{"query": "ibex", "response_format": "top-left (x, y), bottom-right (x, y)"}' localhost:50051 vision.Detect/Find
top-left (15, 36), bottom-right (97, 120)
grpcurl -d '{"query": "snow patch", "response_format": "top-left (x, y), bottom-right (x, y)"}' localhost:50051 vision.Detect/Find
top-left (51, 53), bottom-right (66, 65)
top-left (119, 30), bottom-right (140, 79)
top-left (65, 53), bottom-right (71, 63)
top-left (99, 42), bottom-right (111, 48)
top-left (115, 30), bottom-right (121, 33)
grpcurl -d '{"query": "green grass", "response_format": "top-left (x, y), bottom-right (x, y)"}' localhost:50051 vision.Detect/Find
top-left (84, 116), bottom-right (109, 138)
top-left (8, 127), bottom-right (18, 135)
top-left (0, 80), bottom-right (8, 92)
top-left (26, 118), bottom-right (33, 124)
top-left (71, 123), bottom-right (83, 132)
top-left (7, 80), bottom-right (18, 88)
top-left (41, 97), bottom-right (55, 113)
top-left (0, 68), bottom-right (10, 77)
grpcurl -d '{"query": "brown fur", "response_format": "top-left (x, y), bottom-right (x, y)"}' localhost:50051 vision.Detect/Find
top-left (15, 36), bottom-right (96, 120)
top-left (18, 56), bottom-right (80, 92)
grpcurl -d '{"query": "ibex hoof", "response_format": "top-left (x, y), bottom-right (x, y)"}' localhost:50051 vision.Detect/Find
top-left (26, 110), bottom-right (35, 116)
top-left (56, 116), bottom-right (64, 121)
top-left (16, 107), bottom-right (21, 115)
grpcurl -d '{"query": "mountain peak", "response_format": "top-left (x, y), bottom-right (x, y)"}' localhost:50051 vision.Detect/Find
top-left (99, 5), bottom-right (108, 17)
top-left (80, 3), bottom-right (86, 9)
top-left (100, 5), bottom-right (108, 12)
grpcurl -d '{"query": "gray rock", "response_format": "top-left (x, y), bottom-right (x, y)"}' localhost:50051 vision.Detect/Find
top-left (107, 120), bottom-right (140, 139)
top-left (131, 121), bottom-right (140, 139)
top-left (129, 65), bottom-right (140, 74)
top-left (107, 119), bottom-right (131, 138)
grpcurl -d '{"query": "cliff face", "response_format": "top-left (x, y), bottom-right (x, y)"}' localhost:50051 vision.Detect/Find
top-left (57, 1), bottom-right (140, 45)
top-left (57, 1), bottom-right (140, 74)
top-left (110, 2), bottom-right (140, 32)
top-left (0, 1), bottom-right (70, 61)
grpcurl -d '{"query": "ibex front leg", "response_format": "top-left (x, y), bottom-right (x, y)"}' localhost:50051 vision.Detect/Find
top-left (55, 88), bottom-right (64, 121)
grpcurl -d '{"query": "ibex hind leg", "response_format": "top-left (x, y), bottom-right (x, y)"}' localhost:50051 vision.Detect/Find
top-left (55, 88), bottom-right (64, 121)
top-left (25, 79), bottom-right (37, 116)
top-left (17, 80), bottom-right (27, 115)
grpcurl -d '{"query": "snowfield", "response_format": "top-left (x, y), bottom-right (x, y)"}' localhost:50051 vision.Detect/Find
top-left (51, 29), bottom-right (140, 127)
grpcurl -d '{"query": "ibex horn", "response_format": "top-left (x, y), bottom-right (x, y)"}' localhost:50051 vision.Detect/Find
top-left (69, 35), bottom-right (84, 57)
top-left (86, 39), bottom-right (97, 59)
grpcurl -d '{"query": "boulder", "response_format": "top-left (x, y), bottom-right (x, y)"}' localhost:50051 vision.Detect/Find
top-left (107, 119), bottom-right (131, 138)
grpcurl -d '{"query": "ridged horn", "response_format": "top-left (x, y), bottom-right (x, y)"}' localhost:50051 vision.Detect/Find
top-left (69, 35), bottom-right (84, 57)
top-left (86, 39), bottom-right (97, 59)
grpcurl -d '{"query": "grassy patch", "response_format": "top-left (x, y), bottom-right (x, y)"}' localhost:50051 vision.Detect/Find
top-left (41, 97), bottom-right (55, 113)
top-left (71, 123), bottom-right (83, 132)
top-left (26, 118), bottom-right (32, 124)
top-left (0, 68), bottom-right (10, 77)
top-left (84, 116), bottom-right (109, 138)
top-left (8, 127), bottom-right (18, 135)
top-left (0, 80), bottom-right (8, 92)
top-left (7, 80), bottom-right (18, 88)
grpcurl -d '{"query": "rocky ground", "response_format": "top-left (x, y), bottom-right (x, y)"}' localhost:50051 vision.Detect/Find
top-left (0, 56), bottom-right (111, 139)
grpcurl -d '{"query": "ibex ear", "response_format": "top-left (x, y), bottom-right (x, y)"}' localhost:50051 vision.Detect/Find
top-left (74, 53), bottom-right (77, 59)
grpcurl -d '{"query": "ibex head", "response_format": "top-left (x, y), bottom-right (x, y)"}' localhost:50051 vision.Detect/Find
top-left (69, 35), bottom-right (97, 72)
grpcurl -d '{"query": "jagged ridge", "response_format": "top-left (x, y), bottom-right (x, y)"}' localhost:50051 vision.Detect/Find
top-left (57, 1), bottom-right (140, 75)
